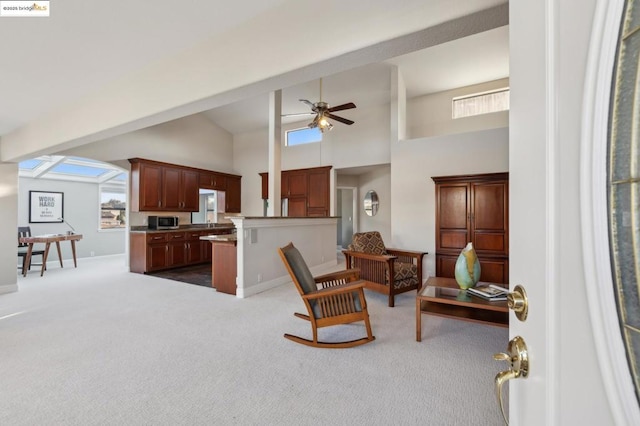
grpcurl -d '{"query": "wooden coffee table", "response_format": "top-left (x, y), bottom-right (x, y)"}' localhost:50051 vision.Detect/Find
top-left (416, 277), bottom-right (508, 341)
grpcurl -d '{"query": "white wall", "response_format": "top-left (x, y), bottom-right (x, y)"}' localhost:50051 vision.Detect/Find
top-left (407, 78), bottom-right (509, 139)
top-left (357, 165), bottom-right (392, 242)
top-left (60, 113), bottom-right (235, 227)
top-left (18, 177), bottom-right (126, 259)
top-left (391, 127), bottom-right (509, 277)
top-left (0, 163), bottom-right (18, 294)
top-left (59, 113), bottom-right (235, 173)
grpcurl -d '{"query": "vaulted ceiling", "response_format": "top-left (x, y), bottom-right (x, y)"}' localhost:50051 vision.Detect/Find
top-left (0, 0), bottom-right (509, 160)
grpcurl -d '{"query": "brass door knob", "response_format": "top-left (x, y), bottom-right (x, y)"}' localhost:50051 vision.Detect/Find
top-left (507, 285), bottom-right (528, 322)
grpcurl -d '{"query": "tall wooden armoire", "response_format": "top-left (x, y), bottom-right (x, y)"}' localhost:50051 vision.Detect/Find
top-left (432, 172), bottom-right (509, 284)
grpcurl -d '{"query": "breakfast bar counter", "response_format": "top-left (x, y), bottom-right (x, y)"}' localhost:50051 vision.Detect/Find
top-left (201, 234), bottom-right (237, 295)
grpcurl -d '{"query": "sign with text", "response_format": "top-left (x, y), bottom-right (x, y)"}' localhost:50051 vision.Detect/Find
top-left (29, 191), bottom-right (63, 223)
top-left (0, 1), bottom-right (50, 17)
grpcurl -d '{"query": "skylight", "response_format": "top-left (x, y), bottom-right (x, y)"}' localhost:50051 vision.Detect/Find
top-left (18, 156), bottom-right (126, 185)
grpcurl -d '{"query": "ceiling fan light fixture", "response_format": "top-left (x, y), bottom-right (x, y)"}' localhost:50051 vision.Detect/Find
top-left (317, 114), bottom-right (333, 132)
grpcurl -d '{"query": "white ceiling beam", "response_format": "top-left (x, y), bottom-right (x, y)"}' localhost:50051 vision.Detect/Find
top-left (32, 155), bottom-right (66, 178)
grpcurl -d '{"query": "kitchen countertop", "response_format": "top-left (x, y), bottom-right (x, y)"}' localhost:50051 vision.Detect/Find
top-left (130, 224), bottom-right (235, 233)
top-left (200, 234), bottom-right (237, 242)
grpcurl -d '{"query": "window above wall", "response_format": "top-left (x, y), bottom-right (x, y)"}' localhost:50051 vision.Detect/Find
top-left (286, 127), bottom-right (322, 146)
top-left (452, 88), bottom-right (510, 119)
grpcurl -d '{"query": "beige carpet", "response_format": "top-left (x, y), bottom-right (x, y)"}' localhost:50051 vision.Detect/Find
top-left (1, 255), bottom-right (508, 425)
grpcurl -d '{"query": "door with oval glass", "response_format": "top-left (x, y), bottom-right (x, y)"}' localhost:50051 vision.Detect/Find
top-left (507, 1), bottom-right (638, 425)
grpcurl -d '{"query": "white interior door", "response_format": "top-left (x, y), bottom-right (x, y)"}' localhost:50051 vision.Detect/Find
top-left (509, 1), bottom-right (639, 425)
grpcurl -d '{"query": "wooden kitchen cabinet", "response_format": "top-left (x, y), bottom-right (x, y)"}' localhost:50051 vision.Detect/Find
top-left (225, 175), bottom-right (242, 213)
top-left (130, 158), bottom-right (240, 213)
top-left (130, 227), bottom-right (234, 273)
top-left (147, 237), bottom-right (169, 271)
top-left (167, 232), bottom-right (188, 267)
top-left (285, 170), bottom-right (308, 197)
top-left (199, 172), bottom-right (226, 190)
top-left (432, 172), bottom-right (509, 284)
top-left (259, 166), bottom-right (331, 217)
top-left (186, 230), bottom-right (204, 264)
top-left (307, 168), bottom-right (330, 217)
top-left (130, 232), bottom-right (168, 273)
top-left (135, 161), bottom-right (163, 211)
top-left (162, 167), bottom-right (199, 211)
top-left (130, 159), bottom-right (199, 212)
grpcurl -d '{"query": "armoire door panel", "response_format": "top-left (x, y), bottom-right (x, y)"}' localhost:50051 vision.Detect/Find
top-left (472, 183), bottom-right (506, 230)
top-left (478, 259), bottom-right (509, 284)
top-left (436, 254), bottom-right (457, 279)
top-left (436, 254), bottom-right (508, 284)
top-left (473, 233), bottom-right (506, 252)
top-left (438, 185), bottom-right (469, 229)
top-left (440, 231), bottom-right (468, 250)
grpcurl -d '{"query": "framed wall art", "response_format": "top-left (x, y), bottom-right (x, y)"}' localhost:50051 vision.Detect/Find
top-left (29, 191), bottom-right (64, 223)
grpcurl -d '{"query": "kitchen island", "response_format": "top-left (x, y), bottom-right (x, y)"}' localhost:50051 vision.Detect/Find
top-left (200, 233), bottom-right (237, 295)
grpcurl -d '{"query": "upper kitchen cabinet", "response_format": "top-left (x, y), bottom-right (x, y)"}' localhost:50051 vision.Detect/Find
top-left (225, 175), bottom-right (242, 213)
top-left (129, 158), bottom-right (241, 213)
top-left (260, 166), bottom-right (331, 217)
top-left (161, 166), bottom-right (199, 211)
top-left (199, 171), bottom-right (226, 190)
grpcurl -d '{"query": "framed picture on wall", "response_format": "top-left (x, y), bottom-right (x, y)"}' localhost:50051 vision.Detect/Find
top-left (29, 191), bottom-right (64, 223)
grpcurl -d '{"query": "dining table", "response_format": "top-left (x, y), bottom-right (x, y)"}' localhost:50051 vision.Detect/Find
top-left (19, 233), bottom-right (83, 277)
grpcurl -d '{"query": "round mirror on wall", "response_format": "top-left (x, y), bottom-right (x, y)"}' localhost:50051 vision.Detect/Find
top-left (363, 190), bottom-right (379, 216)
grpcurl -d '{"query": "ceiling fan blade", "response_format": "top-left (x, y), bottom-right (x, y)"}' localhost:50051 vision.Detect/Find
top-left (326, 113), bottom-right (354, 125)
top-left (299, 99), bottom-right (315, 109)
top-left (328, 102), bottom-right (356, 113)
top-left (281, 112), bottom-right (315, 117)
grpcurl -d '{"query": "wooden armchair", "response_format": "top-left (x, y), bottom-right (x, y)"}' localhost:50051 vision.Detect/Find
top-left (278, 242), bottom-right (375, 348)
top-left (342, 231), bottom-right (427, 307)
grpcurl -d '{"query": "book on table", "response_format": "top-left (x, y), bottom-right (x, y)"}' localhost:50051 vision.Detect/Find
top-left (467, 284), bottom-right (508, 301)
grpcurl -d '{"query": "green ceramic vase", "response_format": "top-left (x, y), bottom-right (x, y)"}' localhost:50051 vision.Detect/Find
top-left (454, 242), bottom-right (481, 289)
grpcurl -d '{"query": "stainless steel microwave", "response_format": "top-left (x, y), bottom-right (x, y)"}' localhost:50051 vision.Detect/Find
top-left (148, 216), bottom-right (179, 230)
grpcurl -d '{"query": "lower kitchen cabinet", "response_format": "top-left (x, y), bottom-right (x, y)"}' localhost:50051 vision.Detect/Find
top-left (130, 228), bottom-right (233, 273)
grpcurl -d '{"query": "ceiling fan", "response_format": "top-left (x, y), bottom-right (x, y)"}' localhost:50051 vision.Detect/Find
top-left (282, 78), bottom-right (356, 132)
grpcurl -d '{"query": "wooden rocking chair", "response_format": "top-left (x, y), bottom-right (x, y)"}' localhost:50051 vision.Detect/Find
top-left (278, 242), bottom-right (375, 349)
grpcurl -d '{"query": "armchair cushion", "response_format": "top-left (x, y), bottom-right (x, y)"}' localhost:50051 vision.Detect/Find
top-left (394, 262), bottom-right (417, 282)
top-left (350, 231), bottom-right (388, 255)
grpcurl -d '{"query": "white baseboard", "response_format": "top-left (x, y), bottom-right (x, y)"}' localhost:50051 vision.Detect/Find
top-left (0, 283), bottom-right (18, 295)
top-left (237, 260), bottom-right (340, 298)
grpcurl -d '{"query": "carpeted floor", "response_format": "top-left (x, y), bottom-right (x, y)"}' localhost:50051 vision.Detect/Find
top-left (2, 255), bottom-right (509, 425)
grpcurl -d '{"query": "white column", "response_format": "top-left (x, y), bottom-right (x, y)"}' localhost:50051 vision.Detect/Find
top-left (267, 90), bottom-right (282, 217)
top-left (0, 163), bottom-right (19, 294)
